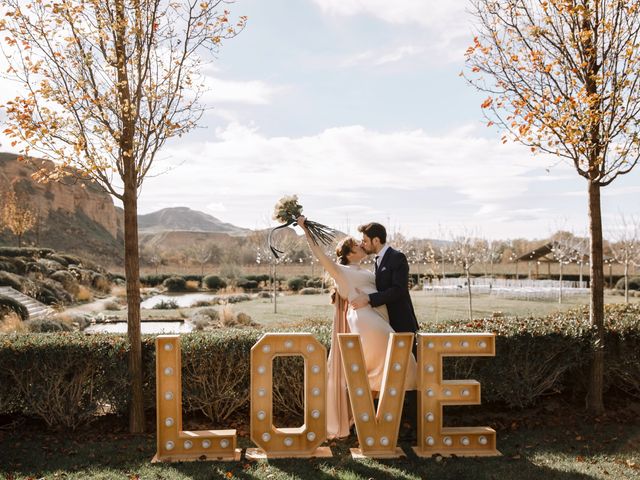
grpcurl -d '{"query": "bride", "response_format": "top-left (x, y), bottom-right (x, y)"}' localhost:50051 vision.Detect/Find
top-left (297, 216), bottom-right (417, 439)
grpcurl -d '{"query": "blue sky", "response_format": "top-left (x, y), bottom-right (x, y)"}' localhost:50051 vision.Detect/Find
top-left (2, 0), bottom-right (639, 240)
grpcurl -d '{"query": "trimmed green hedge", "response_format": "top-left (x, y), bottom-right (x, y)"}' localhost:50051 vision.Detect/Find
top-left (0, 306), bottom-right (638, 430)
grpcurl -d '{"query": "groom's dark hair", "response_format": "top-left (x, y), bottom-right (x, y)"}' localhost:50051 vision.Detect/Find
top-left (358, 222), bottom-right (387, 244)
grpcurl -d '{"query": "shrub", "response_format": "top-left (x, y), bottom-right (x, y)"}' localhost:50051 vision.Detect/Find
top-left (203, 275), bottom-right (227, 290)
top-left (305, 278), bottom-right (323, 288)
top-left (75, 285), bottom-right (94, 302)
top-left (50, 270), bottom-right (80, 295)
top-left (185, 280), bottom-right (200, 291)
top-left (0, 271), bottom-right (25, 291)
top-left (237, 278), bottom-right (258, 290)
top-left (615, 276), bottom-right (640, 291)
top-left (287, 276), bottom-right (306, 292)
top-left (183, 275), bottom-right (203, 285)
top-left (46, 255), bottom-right (69, 267)
top-left (153, 299), bottom-right (179, 310)
top-left (162, 276), bottom-right (187, 292)
top-left (257, 291), bottom-right (272, 299)
top-left (0, 247), bottom-right (53, 258)
top-left (92, 273), bottom-right (111, 293)
top-left (102, 301), bottom-right (121, 311)
top-left (0, 294), bottom-right (29, 321)
top-left (57, 254), bottom-right (83, 266)
top-left (37, 279), bottom-right (73, 305)
top-left (140, 274), bottom-right (173, 287)
top-left (191, 308), bottom-right (220, 331)
top-left (0, 257), bottom-right (18, 274)
top-left (226, 294), bottom-right (250, 304)
top-left (0, 312), bottom-right (26, 333)
top-left (236, 312), bottom-right (256, 326)
top-left (299, 287), bottom-right (322, 295)
top-left (37, 258), bottom-right (65, 273)
top-left (0, 333), bottom-right (130, 428)
top-left (26, 317), bottom-right (73, 333)
top-left (1, 305), bottom-right (639, 431)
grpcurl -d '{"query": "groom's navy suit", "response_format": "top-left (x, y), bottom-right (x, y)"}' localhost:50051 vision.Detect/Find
top-left (368, 247), bottom-right (420, 337)
top-left (368, 246), bottom-right (419, 436)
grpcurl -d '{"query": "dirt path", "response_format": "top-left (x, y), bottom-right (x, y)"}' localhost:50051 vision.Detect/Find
top-left (61, 296), bottom-right (119, 315)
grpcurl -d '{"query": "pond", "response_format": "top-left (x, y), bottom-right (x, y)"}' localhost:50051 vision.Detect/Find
top-left (140, 293), bottom-right (222, 309)
top-left (85, 320), bottom-right (193, 334)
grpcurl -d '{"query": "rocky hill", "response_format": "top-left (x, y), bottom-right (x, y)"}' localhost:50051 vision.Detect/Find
top-left (138, 207), bottom-right (251, 235)
top-left (0, 152), bottom-right (124, 263)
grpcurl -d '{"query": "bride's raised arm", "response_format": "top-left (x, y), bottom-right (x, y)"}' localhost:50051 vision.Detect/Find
top-left (297, 215), bottom-right (347, 292)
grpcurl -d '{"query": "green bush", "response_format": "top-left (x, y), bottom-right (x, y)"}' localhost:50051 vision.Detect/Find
top-left (0, 294), bottom-right (29, 321)
top-left (237, 278), bottom-right (258, 290)
top-left (287, 276), bottom-right (306, 291)
top-left (183, 275), bottom-right (203, 285)
top-left (615, 276), bottom-right (640, 291)
top-left (305, 277), bottom-right (323, 288)
top-left (299, 287), bottom-right (322, 295)
top-left (0, 271), bottom-right (24, 291)
top-left (26, 317), bottom-right (72, 333)
top-left (140, 274), bottom-right (173, 287)
top-left (50, 270), bottom-right (79, 295)
top-left (162, 276), bottom-right (187, 292)
top-left (203, 275), bottom-right (227, 290)
top-left (152, 299), bottom-right (179, 310)
top-left (0, 333), bottom-right (130, 429)
top-left (0, 247), bottom-right (54, 258)
top-left (1, 305), bottom-right (639, 430)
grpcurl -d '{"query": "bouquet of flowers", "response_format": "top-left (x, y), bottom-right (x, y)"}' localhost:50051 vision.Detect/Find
top-left (269, 194), bottom-right (335, 258)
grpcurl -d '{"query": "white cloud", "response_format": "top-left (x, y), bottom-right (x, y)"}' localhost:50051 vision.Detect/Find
top-left (313, 0), bottom-right (464, 29)
top-left (313, 0), bottom-right (472, 62)
top-left (342, 45), bottom-right (424, 67)
top-left (141, 121), bottom-right (558, 237)
top-left (206, 202), bottom-right (227, 213)
top-left (201, 77), bottom-right (283, 105)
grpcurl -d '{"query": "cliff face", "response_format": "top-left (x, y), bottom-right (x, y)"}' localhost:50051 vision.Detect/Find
top-left (0, 152), bottom-right (124, 263)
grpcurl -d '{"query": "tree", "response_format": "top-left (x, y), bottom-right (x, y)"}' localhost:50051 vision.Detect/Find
top-left (186, 241), bottom-right (221, 276)
top-left (549, 230), bottom-right (583, 304)
top-left (1, 183), bottom-right (36, 247)
top-left (450, 233), bottom-right (484, 322)
top-left (466, 0), bottom-right (640, 414)
top-left (609, 214), bottom-right (640, 303)
top-left (0, 0), bottom-right (245, 432)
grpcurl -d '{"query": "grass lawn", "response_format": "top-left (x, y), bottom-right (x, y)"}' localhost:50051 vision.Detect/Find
top-left (127, 291), bottom-right (640, 327)
top-left (2, 410), bottom-right (639, 480)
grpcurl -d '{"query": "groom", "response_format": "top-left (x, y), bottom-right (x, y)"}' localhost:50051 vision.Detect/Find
top-left (351, 222), bottom-right (419, 439)
top-left (351, 222), bottom-right (420, 340)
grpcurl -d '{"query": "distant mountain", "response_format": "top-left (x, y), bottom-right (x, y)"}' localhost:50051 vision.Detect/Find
top-left (138, 207), bottom-right (251, 236)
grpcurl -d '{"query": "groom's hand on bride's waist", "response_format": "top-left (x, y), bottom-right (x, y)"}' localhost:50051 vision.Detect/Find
top-left (351, 289), bottom-right (369, 309)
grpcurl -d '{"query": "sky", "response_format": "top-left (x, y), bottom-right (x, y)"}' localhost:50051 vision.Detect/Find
top-left (1, 0), bottom-right (639, 240)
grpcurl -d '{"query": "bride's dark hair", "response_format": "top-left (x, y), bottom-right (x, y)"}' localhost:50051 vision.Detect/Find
top-left (336, 237), bottom-right (358, 265)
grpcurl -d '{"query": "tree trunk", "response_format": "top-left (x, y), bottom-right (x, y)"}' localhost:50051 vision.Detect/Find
top-left (123, 186), bottom-right (145, 433)
top-left (273, 261), bottom-right (278, 313)
top-left (466, 266), bottom-right (473, 322)
top-left (558, 262), bottom-right (563, 304)
top-left (586, 179), bottom-right (605, 414)
top-left (624, 262), bottom-right (629, 303)
top-left (114, 0), bottom-right (144, 433)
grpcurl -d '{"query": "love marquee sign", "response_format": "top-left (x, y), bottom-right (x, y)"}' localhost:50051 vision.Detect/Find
top-left (152, 332), bottom-right (499, 462)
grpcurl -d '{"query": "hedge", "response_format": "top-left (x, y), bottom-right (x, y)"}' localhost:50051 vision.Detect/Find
top-left (0, 305), bottom-right (638, 430)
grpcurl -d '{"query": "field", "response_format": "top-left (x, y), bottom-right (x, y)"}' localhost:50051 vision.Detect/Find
top-left (111, 290), bottom-right (640, 326)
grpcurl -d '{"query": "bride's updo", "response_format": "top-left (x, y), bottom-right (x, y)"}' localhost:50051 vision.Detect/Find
top-left (336, 237), bottom-right (358, 265)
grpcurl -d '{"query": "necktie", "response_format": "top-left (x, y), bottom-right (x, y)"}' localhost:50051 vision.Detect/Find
top-left (374, 255), bottom-right (379, 274)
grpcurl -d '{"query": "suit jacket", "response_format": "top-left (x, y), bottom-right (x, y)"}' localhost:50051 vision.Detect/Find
top-left (368, 247), bottom-right (419, 335)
